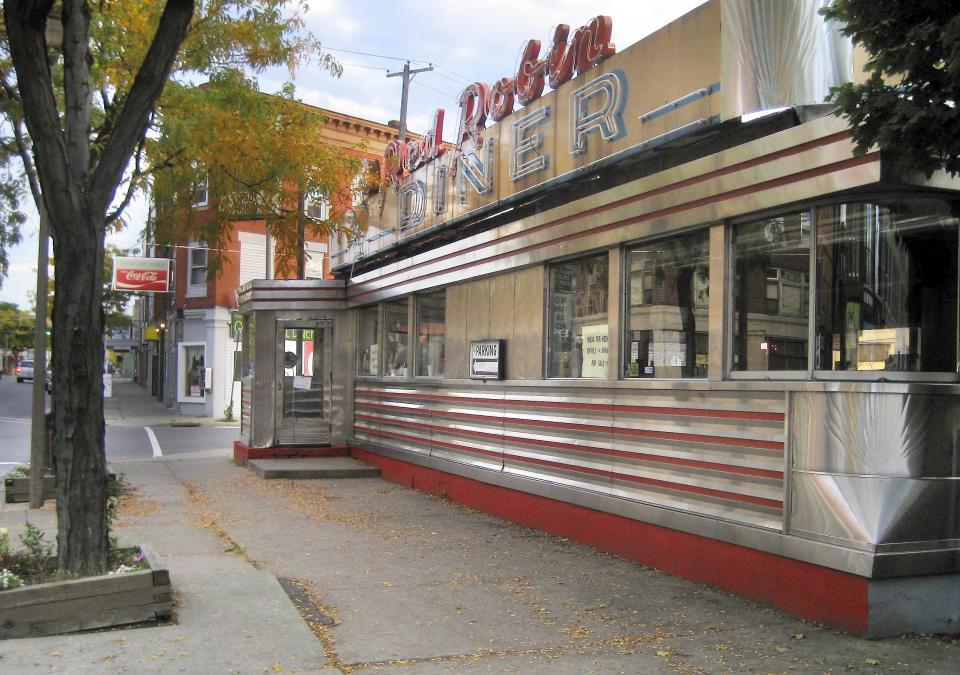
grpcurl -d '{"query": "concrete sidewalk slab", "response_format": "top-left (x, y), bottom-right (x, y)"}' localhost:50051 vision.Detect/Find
top-left (249, 457), bottom-right (381, 479)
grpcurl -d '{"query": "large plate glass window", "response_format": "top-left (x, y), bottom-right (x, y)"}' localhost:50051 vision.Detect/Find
top-left (383, 299), bottom-right (409, 377)
top-left (815, 200), bottom-right (958, 374)
top-left (416, 291), bottom-right (445, 377)
top-left (548, 253), bottom-right (609, 378)
top-left (357, 306), bottom-right (379, 376)
top-left (625, 231), bottom-right (709, 378)
top-left (732, 211), bottom-right (811, 373)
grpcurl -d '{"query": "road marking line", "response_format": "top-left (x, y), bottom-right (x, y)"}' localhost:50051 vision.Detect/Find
top-left (215, 425), bottom-right (240, 429)
top-left (0, 417), bottom-right (29, 424)
top-left (145, 426), bottom-right (163, 458)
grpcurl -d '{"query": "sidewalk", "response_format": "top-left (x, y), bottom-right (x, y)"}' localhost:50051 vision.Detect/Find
top-left (1, 385), bottom-right (958, 672)
top-left (104, 377), bottom-right (230, 427)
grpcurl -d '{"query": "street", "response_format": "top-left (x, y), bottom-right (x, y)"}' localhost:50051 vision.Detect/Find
top-left (0, 376), bottom-right (239, 475)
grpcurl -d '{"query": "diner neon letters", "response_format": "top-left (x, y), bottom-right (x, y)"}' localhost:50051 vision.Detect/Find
top-left (570, 72), bottom-right (627, 155)
top-left (454, 16), bottom-right (615, 160)
top-left (385, 109), bottom-right (447, 188)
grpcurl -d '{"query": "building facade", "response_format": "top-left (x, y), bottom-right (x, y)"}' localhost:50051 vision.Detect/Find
top-left (141, 108), bottom-right (403, 417)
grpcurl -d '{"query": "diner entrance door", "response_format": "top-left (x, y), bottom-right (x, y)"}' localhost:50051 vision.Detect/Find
top-left (275, 320), bottom-right (332, 445)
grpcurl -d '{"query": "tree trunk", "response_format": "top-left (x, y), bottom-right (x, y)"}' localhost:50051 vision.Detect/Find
top-left (50, 204), bottom-right (108, 576)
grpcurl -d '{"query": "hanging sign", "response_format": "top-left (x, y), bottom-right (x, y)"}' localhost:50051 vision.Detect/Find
top-left (112, 257), bottom-right (172, 292)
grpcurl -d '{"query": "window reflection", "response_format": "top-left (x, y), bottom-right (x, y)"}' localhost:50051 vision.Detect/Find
top-left (625, 232), bottom-right (709, 378)
top-left (815, 201), bottom-right (958, 373)
top-left (733, 212), bottom-right (811, 372)
top-left (357, 306), bottom-right (379, 376)
top-left (548, 254), bottom-right (609, 378)
top-left (383, 300), bottom-right (409, 377)
top-left (416, 292), bottom-right (445, 377)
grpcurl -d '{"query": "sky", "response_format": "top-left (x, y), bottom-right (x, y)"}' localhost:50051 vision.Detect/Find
top-left (0, 0), bottom-right (708, 311)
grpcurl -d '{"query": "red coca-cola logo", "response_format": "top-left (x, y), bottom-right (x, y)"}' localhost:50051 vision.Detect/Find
top-left (116, 267), bottom-right (168, 291)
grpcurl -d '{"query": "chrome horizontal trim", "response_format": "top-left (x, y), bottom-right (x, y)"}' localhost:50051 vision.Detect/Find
top-left (353, 439), bottom-right (960, 578)
top-left (353, 376), bottom-right (960, 395)
top-left (241, 302), bottom-right (347, 312)
top-left (640, 83), bottom-right (721, 123)
top-left (343, 116), bottom-right (855, 285)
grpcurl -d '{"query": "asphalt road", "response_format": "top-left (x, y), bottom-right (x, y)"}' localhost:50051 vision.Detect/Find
top-left (0, 376), bottom-right (239, 475)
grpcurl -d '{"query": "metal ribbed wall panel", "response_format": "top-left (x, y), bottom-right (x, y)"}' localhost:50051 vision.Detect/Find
top-left (352, 384), bottom-right (785, 530)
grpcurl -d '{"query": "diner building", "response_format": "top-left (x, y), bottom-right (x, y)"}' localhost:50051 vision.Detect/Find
top-left (236, 0), bottom-right (960, 637)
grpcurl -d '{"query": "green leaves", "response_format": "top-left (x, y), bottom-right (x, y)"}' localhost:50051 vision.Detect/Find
top-left (822, 1), bottom-right (960, 177)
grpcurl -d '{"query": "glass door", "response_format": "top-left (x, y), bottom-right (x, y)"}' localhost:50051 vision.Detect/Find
top-left (275, 321), bottom-right (332, 445)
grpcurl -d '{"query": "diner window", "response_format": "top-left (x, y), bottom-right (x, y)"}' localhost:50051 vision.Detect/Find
top-left (416, 292), bottom-right (445, 377)
top-left (815, 200), bottom-right (958, 374)
top-left (383, 299), bottom-right (409, 377)
top-left (187, 245), bottom-right (207, 297)
top-left (357, 306), bottom-right (380, 376)
top-left (548, 253), bottom-right (609, 378)
top-left (732, 212), bottom-right (811, 372)
top-left (624, 231), bottom-right (710, 378)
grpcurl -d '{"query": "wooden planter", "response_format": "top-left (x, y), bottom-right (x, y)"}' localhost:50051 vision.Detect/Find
top-left (3, 475), bottom-right (56, 503)
top-left (0, 551), bottom-right (172, 639)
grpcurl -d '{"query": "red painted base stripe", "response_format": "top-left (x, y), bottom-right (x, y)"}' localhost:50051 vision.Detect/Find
top-left (350, 446), bottom-right (870, 636)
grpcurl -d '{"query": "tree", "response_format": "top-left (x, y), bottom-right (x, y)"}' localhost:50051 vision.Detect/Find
top-left (822, 0), bottom-right (960, 177)
top-left (1, 0), bottom-right (332, 575)
top-left (149, 72), bottom-right (360, 278)
top-left (0, 300), bottom-right (34, 354)
top-left (3, 0), bottom-right (194, 576)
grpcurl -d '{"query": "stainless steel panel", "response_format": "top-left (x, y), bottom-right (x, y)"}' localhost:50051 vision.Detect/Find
top-left (509, 266), bottom-right (544, 380)
top-left (488, 273), bottom-right (516, 352)
top-left (250, 310), bottom-right (276, 448)
top-left (355, 437), bottom-right (960, 578)
top-left (445, 284), bottom-right (469, 379)
top-left (353, 381), bottom-right (787, 531)
top-left (789, 391), bottom-right (960, 550)
top-left (791, 392), bottom-right (960, 476)
top-left (790, 472), bottom-right (960, 549)
top-left (330, 311), bottom-right (352, 445)
top-left (466, 278), bottom-right (492, 341)
top-left (607, 249), bottom-right (622, 381)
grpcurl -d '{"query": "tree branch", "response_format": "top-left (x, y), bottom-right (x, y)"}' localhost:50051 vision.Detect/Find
top-left (62, 0), bottom-right (92, 188)
top-left (90, 0), bottom-right (194, 213)
top-left (3, 0), bottom-right (72, 219)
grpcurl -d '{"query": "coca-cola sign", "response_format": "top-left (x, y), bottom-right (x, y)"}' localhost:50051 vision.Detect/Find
top-left (112, 257), bottom-right (172, 292)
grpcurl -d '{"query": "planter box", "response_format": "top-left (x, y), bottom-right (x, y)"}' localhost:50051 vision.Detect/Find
top-left (4, 472), bottom-right (117, 504)
top-left (3, 475), bottom-right (55, 503)
top-left (0, 550), bottom-right (172, 639)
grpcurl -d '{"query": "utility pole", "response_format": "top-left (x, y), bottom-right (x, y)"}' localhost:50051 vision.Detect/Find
top-left (386, 62), bottom-right (434, 142)
top-left (29, 205), bottom-right (49, 508)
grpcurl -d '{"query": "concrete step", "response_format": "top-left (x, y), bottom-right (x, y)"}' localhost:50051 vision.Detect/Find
top-left (248, 457), bottom-right (381, 480)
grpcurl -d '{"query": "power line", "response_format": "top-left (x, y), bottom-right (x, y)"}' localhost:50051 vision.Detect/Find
top-left (323, 46), bottom-right (415, 63)
top-left (412, 79), bottom-right (456, 99)
top-left (342, 61), bottom-right (389, 73)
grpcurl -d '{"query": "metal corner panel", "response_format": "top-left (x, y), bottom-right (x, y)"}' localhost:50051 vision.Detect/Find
top-left (791, 391), bottom-right (960, 477)
top-left (789, 390), bottom-right (960, 549)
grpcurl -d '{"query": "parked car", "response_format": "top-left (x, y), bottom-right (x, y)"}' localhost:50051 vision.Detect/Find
top-left (15, 359), bottom-right (34, 383)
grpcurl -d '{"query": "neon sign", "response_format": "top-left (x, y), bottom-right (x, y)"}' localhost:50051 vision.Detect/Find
top-left (455, 16), bottom-right (615, 157)
top-left (381, 16), bottom-right (623, 230)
